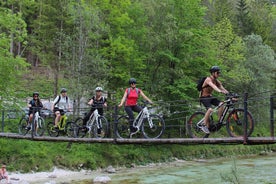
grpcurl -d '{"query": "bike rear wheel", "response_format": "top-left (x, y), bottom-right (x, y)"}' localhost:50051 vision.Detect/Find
top-left (142, 114), bottom-right (165, 139)
top-left (187, 112), bottom-right (209, 138)
top-left (65, 121), bottom-right (78, 137)
top-left (35, 117), bottom-right (45, 136)
top-left (18, 116), bottom-right (29, 135)
top-left (226, 108), bottom-right (254, 137)
top-left (47, 122), bottom-right (59, 137)
top-left (115, 115), bottom-right (130, 139)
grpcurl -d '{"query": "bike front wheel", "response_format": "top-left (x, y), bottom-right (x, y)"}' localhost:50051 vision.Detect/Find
top-left (18, 116), bottom-right (29, 135)
top-left (35, 117), bottom-right (45, 136)
top-left (65, 121), bottom-right (78, 138)
top-left (47, 122), bottom-right (59, 137)
top-left (94, 116), bottom-right (109, 138)
top-left (142, 114), bottom-right (165, 139)
top-left (115, 115), bottom-right (130, 139)
top-left (187, 112), bottom-right (209, 138)
top-left (226, 108), bottom-right (254, 137)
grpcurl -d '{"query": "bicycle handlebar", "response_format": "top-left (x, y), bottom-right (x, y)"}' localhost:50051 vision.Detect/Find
top-left (225, 92), bottom-right (239, 99)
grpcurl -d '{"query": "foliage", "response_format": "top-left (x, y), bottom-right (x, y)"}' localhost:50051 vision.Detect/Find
top-left (0, 6), bottom-right (28, 109)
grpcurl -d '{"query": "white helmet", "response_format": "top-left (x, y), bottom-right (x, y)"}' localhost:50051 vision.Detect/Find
top-left (95, 87), bottom-right (103, 91)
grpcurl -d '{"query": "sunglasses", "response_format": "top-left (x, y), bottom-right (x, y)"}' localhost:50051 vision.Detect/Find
top-left (34, 95), bottom-right (38, 97)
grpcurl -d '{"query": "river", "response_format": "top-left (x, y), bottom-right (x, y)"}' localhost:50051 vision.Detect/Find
top-left (9, 153), bottom-right (276, 184)
top-left (107, 153), bottom-right (276, 184)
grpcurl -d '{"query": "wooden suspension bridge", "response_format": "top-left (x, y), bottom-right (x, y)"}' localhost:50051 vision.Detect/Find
top-left (0, 132), bottom-right (275, 145)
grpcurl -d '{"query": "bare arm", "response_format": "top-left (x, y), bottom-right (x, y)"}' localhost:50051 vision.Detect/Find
top-left (118, 91), bottom-right (127, 107)
top-left (87, 99), bottom-right (94, 106)
top-left (140, 90), bottom-right (153, 104)
top-left (205, 78), bottom-right (228, 94)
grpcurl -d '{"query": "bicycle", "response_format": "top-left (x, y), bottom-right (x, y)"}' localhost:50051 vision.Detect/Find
top-left (18, 107), bottom-right (45, 136)
top-left (116, 101), bottom-right (165, 139)
top-left (74, 107), bottom-right (109, 138)
top-left (187, 93), bottom-right (254, 138)
top-left (47, 110), bottom-right (77, 137)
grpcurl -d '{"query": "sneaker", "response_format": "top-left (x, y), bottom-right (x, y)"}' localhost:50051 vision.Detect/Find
top-left (200, 124), bottom-right (210, 134)
top-left (25, 124), bottom-right (31, 130)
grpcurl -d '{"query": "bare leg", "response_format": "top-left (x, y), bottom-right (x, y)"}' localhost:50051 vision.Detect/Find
top-left (217, 102), bottom-right (224, 122)
top-left (54, 111), bottom-right (61, 127)
top-left (203, 108), bottom-right (213, 128)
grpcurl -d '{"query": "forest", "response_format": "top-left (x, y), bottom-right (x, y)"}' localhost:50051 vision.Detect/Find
top-left (0, 0), bottom-right (275, 110)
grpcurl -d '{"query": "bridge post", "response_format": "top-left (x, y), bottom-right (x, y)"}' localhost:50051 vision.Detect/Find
top-left (1, 110), bottom-right (4, 132)
top-left (113, 105), bottom-right (118, 141)
top-left (243, 93), bottom-right (248, 144)
top-left (270, 95), bottom-right (275, 138)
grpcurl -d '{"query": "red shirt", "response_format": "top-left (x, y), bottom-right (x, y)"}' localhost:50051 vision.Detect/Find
top-left (125, 88), bottom-right (140, 106)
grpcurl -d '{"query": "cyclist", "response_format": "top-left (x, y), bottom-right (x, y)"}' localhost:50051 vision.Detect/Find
top-left (82, 87), bottom-right (107, 132)
top-left (118, 78), bottom-right (153, 133)
top-left (200, 66), bottom-right (228, 134)
top-left (26, 92), bottom-right (43, 129)
top-left (52, 88), bottom-right (71, 128)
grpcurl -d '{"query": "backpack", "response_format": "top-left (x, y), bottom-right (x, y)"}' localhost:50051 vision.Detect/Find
top-left (196, 77), bottom-right (207, 91)
top-left (54, 95), bottom-right (68, 106)
top-left (127, 87), bottom-right (139, 97)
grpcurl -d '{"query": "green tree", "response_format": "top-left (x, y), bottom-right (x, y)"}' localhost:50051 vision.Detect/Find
top-left (235, 0), bottom-right (255, 37)
top-left (0, 6), bottom-right (28, 108)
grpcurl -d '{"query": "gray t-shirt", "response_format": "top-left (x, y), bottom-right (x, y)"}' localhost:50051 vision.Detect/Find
top-left (53, 95), bottom-right (70, 110)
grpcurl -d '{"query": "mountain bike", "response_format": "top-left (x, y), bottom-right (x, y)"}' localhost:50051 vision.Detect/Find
top-left (116, 101), bottom-right (165, 139)
top-left (74, 108), bottom-right (109, 138)
top-left (18, 107), bottom-right (45, 136)
top-left (187, 93), bottom-right (254, 138)
top-left (47, 110), bottom-right (77, 137)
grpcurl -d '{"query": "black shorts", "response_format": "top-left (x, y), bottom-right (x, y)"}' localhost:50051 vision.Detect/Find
top-left (53, 107), bottom-right (65, 115)
top-left (200, 96), bottom-right (221, 109)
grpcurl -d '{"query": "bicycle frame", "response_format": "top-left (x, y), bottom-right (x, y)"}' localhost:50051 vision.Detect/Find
top-left (132, 106), bottom-right (152, 133)
top-left (86, 109), bottom-right (100, 132)
top-left (57, 113), bottom-right (67, 130)
top-left (196, 97), bottom-right (236, 129)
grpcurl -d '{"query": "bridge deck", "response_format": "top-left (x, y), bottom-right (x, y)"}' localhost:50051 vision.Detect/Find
top-left (0, 133), bottom-right (275, 145)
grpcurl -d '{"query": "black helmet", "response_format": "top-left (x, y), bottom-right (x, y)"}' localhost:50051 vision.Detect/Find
top-left (33, 92), bottom-right (39, 97)
top-left (129, 78), bottom-right (136, 84)
top-left (60, 88), bottom-right (67, 93)
top-left (210, 66), bottom-right (220, 73)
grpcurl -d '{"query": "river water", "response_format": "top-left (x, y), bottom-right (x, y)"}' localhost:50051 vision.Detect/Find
top-left (102, 153), bottom-right (276, 184)
top-left (9, 153), bottom-right (276, 184)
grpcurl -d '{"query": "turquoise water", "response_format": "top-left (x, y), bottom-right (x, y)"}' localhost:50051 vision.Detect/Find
top-left (108, 154), bottom-right (276, 184)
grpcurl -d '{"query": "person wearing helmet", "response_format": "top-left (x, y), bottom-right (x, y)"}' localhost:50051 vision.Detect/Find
top-left (200, 66), bottom-right (228, 134)
top-left (81, 87), bottom-right (107, 131)
top-left (26, 92), bottom-right (43, 129)
top-left (118, 78), bottom-right (153, 133)
top-left (52, 88), bottom-right (71, 127)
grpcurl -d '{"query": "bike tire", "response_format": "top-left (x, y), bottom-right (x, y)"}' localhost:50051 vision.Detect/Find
top-left (47, 122), bottom-right (59, 137)
top-left (73, 117), bottom-right (88, 138)
top-left (94, 116), bottom-right (109, 138)
top-left (226, 108), bottom-right (254, 137)
top-left (115, 115), bottom-right (130, 139)
top-left (142, 114), bottom-right (165, 139)
top-left (35, 117), bottom-right (45, 136)
top-left (187, 112), bottom-right (209, 138)
top-left (18, 116), bottom-right (29, 135)
top-left (65, 121), bottom-right (78, 138)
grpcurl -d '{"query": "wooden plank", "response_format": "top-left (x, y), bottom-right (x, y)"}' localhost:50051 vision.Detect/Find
top-left (0, 133), bottom-right (275, 145)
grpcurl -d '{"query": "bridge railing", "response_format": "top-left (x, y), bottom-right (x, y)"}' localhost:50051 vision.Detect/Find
top-left (1, 92), bottom-right (275, 140)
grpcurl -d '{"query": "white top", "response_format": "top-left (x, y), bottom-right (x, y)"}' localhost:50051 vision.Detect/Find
top-left (53, 95), bottom-right (70, 110)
